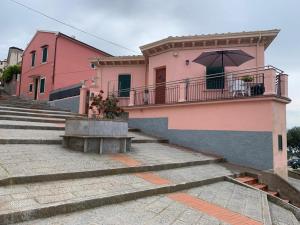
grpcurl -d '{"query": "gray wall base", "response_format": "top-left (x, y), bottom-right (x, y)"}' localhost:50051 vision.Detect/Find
top-left (49, 96), bottom-right (79, 113)
top-left (129, 117), bottom-right (273, 170)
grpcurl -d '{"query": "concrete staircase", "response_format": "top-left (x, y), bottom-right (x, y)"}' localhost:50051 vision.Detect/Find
top-left (0, 98), bottom-right (299, 225)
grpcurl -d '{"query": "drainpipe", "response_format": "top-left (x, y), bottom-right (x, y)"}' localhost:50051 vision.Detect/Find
top-left (52, 33), bottom-right (59, 89)
top-left (18, 52), bottom-right (24, 97)
top-left (256, 32), bottom-right (262, 71)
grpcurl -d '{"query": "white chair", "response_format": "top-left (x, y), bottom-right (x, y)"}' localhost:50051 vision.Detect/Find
top-left (227, 74), bottom-right (246, 97)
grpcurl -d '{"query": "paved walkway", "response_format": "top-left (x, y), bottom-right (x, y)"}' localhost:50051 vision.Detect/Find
top-left (269, 202), bottom-right (300, 225)
top-left (0, 103), bottom-right (298, 225)
top-left (15, 181), bottom-right (265, 225)
top-left (0, 165), bottom-right (233, 216)
top-left (289, 177), bottom-right (300, 191)
top-left (0, 143), bottom-right (216, 179)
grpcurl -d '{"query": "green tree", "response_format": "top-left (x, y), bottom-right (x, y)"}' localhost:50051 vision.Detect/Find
top-left (1, 65), bottom-right (21, 83)
top-left (287, 127), bottom-right (300, 158)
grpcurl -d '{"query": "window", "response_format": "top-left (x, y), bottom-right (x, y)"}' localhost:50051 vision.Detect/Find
top-left (278, 135), bottom-right (283, 151)
top-left (206, 66), bottom-right (224, 89)
top-left (31, 51), bottom-right (36, 67)
top-left (42, 46), bottom-right (48, 63)
top-left (40, 78), bottom-right (45, 93)
top-left (29, 83), bottom-right (33, 92)
top-left (118, 74), bottom-right (131, 97)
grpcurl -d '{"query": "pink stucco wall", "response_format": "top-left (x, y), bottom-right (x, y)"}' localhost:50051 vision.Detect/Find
top-left (20, 32), bottom-right (56, 101)
top-left (19, 31), bottom-right (108, 101)
top-left (127, 98), bottom-right (274, 132)
top-left (54, 36), bottom-right (103, 90)
top-left (126, 98), bottom-right (288, 177)
top-left (95, 65), bottom-right (146, 98)
top-left (147, 45), bottom-right (264, 86)
top-left (272, 101), bottom-right (288, 177)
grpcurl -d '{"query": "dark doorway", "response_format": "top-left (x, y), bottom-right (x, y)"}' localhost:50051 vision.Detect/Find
top-left (206, 66), bottom-right (224, 89)
top-left (34, 78), bottom-right (39, 100)
top-left (155, 68), bottom-right (166, 104)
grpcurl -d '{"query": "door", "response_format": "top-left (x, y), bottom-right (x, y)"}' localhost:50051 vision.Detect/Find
top-left (155, 68), bottom-right (166, 104)
top-left (34, 78), bottom-right (39, 100)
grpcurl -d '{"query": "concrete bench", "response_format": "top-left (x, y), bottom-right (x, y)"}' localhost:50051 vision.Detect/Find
top-left (61, 135), bottom-right (133, 154)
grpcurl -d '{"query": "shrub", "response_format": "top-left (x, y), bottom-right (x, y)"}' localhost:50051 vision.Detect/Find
top-left (89, 90), bottom-right (124, 119)
top-left (287, 127), bottom-right (300, 158)
top-left (1, 65), bottom-right (21, 83)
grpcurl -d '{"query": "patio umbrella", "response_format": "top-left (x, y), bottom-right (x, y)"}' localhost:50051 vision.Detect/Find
top-left (192, 49), bottom-right (254, 69)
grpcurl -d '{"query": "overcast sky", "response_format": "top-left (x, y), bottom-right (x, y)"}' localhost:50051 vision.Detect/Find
top-left (1, 0), bottom-right (299, 127)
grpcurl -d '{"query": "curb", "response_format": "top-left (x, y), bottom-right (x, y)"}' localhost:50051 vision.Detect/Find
top-left (0, 158), bottom-right (224, 186)
top-left (0, 176), bottom-right (225, 225)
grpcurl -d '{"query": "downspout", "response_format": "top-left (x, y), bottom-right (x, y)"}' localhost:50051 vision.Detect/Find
top-left (52, 33), bottom-right (59, 89)
top-left (256, 32), bottom-right (262, 71)
top-left (18, 52), bottom-right (24, 97)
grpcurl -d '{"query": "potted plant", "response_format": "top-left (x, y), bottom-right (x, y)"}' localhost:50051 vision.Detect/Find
top-left (241, 75), bottom-right (254, 82)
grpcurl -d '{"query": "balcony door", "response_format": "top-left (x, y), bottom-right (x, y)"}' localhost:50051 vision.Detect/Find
top-left (155, 68), bottom-right (166, 104)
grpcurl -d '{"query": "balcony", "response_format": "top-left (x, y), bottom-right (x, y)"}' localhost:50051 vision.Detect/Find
top-left (110, 66), bottom-right (288, 108)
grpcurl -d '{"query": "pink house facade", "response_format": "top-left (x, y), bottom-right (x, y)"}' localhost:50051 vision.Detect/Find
top-left (18, 30), bottom-right (110, 111)
top-left (80, 29), bottom-right (290, 178)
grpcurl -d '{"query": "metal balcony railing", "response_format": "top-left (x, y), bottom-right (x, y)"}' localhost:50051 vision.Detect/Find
top-left (108, 65), bottom-right (286, 107)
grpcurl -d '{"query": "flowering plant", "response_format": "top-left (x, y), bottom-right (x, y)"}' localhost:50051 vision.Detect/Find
top-left (89, 90), bottom-right (124, 119)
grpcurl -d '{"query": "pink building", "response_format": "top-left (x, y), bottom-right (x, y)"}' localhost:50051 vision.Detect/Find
top-left (18, 30), bottom-right (110, 111)
top-left (80, 29), bottom-right (290, 178)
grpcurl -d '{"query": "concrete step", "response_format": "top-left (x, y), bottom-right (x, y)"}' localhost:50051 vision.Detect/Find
top-left (0, 102), bottom-right (55, 110)
top-left (0, 158), bottom-right (225, 186)
top-left (0, 124), bottom-right (65, 130)
top-left (0, 105), bottom-right (76, 115)
top-left (0, 115), bottom-right (66, 123)
top-left (0, 109), bottom-right (81, 119)
top-left (0, 164), bottom-right (234, 224)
